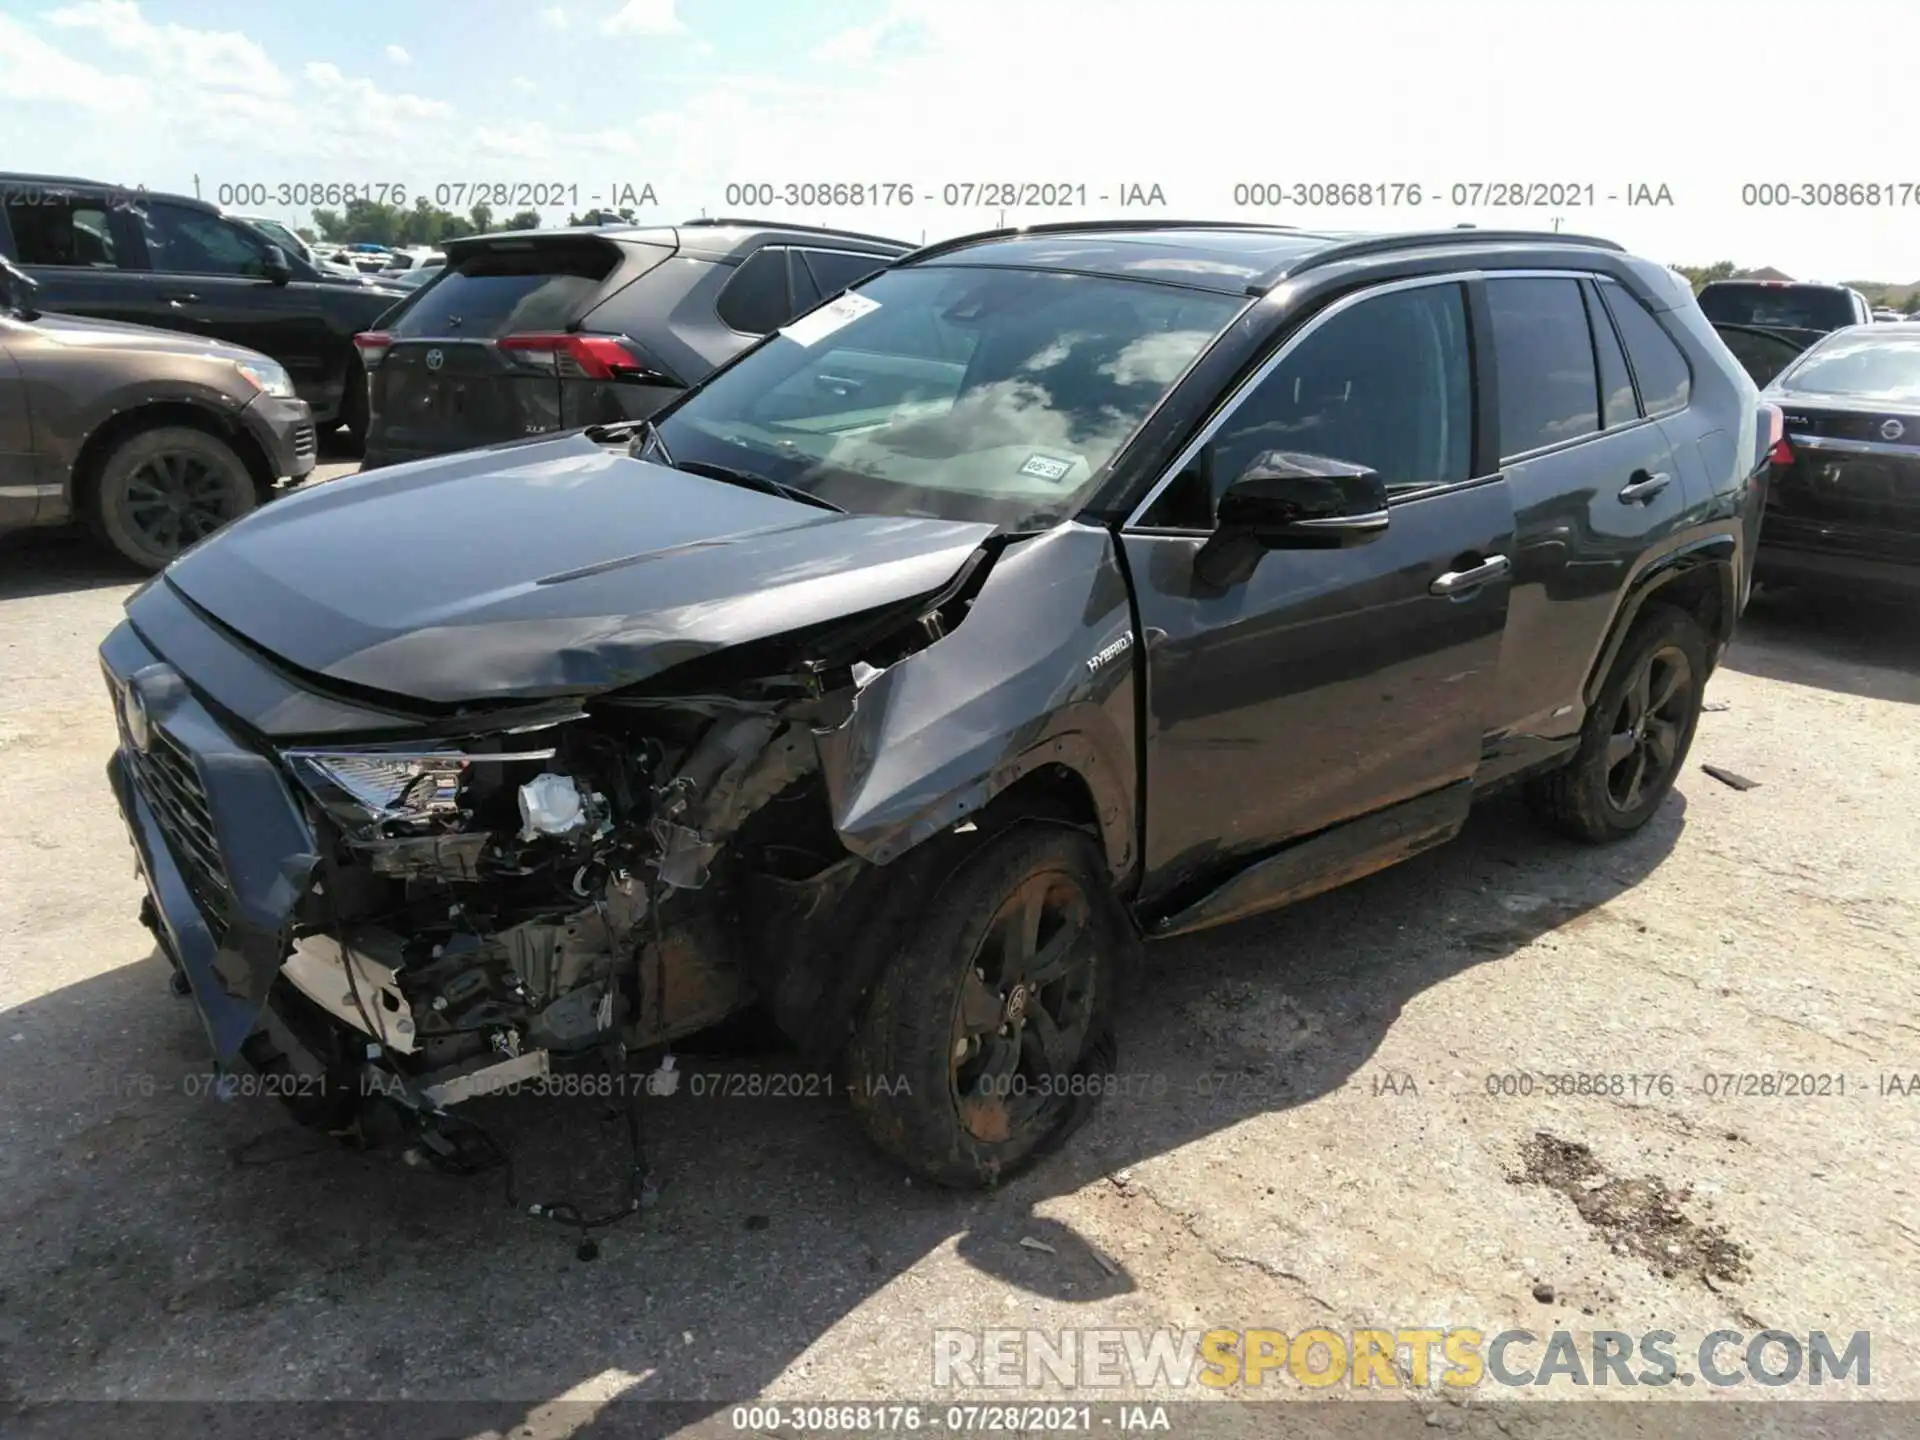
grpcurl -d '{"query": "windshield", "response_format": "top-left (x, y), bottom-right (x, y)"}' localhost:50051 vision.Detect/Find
top-left (652, 265), bottom-right (1242, 530)
top-left (1777, 332), bottom-right (1920, 401)
top-left (1698, 283), bottom-right (1857, 332)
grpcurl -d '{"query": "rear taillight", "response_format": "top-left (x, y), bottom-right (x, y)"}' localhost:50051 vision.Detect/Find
top-left (354, 330), bottom-right (394, 369)
top-left (1758, 403), bottom-right (1792, 467)
top-left (496, 332), bottom-right (643, 380)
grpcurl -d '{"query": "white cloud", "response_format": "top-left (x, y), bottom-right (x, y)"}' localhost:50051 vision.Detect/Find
top-left (600, 0), bottom-right (683, 36)
top-left (384, 44), bottom-right (411, 65)
top-left (0, 12), bottom-right (143, 110)
top-left (541, 5), bottom-right (569, 27)
top-left (45, 0), bottom-right (285, 96)
top-left (511, 75), bottom-right (536, 92)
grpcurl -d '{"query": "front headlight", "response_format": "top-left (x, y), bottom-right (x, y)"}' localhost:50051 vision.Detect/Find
top-left (234, 357), bottom-right (296, 399)
top-left (287, 751), bottom-right (470, 827)
top-left (283, 740), bottom-right (565, 830)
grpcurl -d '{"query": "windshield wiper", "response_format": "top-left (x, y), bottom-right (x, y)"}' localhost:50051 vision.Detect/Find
top-left (671, 458), bottom-right (845, 513)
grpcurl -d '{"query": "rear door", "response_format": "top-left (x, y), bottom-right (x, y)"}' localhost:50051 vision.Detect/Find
top-left (0, 333), bottom-right (38, 526)
top-left (1480, 274), bottom-right (1690, 745)
top-left (121, 199), bottom-right (328, 393)
top-left (366, 237), bottom-right (630, 460)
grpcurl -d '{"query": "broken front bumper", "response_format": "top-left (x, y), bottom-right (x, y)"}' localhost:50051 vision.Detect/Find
top-left (101, 619), bottom-right (320, 1065)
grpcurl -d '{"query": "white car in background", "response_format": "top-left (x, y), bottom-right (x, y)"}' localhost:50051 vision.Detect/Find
top-left (226, 215), bottom-right (368, 283)
top-left (377, 246), bottom-right (446, 276)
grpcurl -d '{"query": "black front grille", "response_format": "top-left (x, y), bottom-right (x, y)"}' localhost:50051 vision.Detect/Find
top-left (291, 424), bottom-right (317, 458)
top-left (124, 719), bottom-right (234, 944)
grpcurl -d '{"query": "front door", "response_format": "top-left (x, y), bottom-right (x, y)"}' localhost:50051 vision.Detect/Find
top-left (1122, 277), bottom-right (1516, 906)
top-left (124, 200), bottom-right (328, 397)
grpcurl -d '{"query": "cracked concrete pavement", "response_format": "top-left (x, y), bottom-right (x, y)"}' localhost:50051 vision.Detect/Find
top-left (2, 480), bottom-right (1916, 1433)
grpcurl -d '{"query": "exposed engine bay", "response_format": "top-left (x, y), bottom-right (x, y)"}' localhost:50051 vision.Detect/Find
top-left (253, 558), bottom-right (996, 1170)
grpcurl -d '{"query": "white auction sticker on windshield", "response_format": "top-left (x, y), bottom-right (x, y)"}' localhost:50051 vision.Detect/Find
top-left (1018, 453), bottom-right (1076, 483)
top-left (779, 292), bottom-right (881, 347)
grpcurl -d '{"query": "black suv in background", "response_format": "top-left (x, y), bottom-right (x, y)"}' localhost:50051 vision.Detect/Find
top-left (353, 218), bottom-right (910, 469)
top-left (0, 174), bottom-right (406, 442)
top-left (100, 223), bottom-right (1768, 1190)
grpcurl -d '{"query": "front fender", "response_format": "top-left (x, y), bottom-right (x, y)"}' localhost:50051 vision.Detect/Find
top-left (813, 523), bottom-right (1139, 881)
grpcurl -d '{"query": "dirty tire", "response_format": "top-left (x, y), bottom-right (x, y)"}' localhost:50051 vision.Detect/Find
top-left (846, 826), bottom-right (1121, 1189)
top-left (92, 426), bottom-right (255, 572)
top-left (1527, 603), bottom-right (1710, 843)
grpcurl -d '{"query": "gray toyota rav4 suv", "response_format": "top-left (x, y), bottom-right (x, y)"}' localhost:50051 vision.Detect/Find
top-left (99, 222), bottom-right (1770, 1193)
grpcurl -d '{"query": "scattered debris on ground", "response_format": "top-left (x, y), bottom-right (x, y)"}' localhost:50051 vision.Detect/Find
top-left (1511, 1132), bottom-right (1751, 1286)
top-left (1701, 764), bottom-right (1761, 791)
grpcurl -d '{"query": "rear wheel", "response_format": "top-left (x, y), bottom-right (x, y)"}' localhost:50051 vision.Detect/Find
top-left (846, 827), bottom-right (1119, 1188)
top-left (1527, 604), bottom-right (1709, 843)
top-left (92, 426), bottom-right (256, 572)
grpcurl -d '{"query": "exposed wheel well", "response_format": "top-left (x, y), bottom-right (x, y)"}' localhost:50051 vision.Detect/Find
top-left (72, 402), bottom-right (275, 522)
top-left (1585, 554), bottom-right (1736, 707)
top-left (960, 763), bottom-right (1108, 852)
top-left (1648, 563), bottom-right (1729, 645)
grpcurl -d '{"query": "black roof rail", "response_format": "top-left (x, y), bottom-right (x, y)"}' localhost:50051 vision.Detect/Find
top-left (679, 216), bottom-right (913, 248)
top-left (1251, 228), bottom-right (1629, 293)
top-left (892, 216), bottom-right (1310, 267)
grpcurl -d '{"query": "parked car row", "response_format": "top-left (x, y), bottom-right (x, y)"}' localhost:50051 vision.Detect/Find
top-left (1694, 278), bottom-right (1920, 598)
top-left (0, 174), bottom-right (912, 566)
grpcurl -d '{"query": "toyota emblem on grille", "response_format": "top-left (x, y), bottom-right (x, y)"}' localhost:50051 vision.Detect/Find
top-left (425, 348), bottom-right (445, 372)
top-left (1881, 417), bottom-right (1906, 441)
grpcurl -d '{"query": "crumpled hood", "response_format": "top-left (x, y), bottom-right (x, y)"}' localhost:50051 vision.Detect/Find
top-left (161, 432), bottom-right (995, 705)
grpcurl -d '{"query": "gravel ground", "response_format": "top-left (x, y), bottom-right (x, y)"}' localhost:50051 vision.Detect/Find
top-left (2, 466), bottom-right (1915, 1436)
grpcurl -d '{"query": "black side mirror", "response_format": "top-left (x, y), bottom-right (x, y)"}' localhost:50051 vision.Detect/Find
top-left (0, 255), bottom-right (41, 321)
top-left (1195, 451), bottom-right (1388, 588)
top-left (1218, 450), bottom-right (1389, 544)
top-left (261, 244), bottom-right (292, 285)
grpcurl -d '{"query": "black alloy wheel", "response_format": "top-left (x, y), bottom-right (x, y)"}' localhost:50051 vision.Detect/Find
top-left (950, 869), bottom-right (1099, 1144)
top-left (1604, 643), bottom-right (1695, 813)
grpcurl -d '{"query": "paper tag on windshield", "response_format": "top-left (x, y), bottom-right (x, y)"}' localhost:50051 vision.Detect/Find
top-left (1018, 453), bottom-right (1075, 483)
top-left (779, 292), bottom-right (881, 347)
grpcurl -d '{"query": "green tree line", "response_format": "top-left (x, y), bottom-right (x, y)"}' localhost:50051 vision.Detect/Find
top-left (298, 197), bottom-right (541, 247)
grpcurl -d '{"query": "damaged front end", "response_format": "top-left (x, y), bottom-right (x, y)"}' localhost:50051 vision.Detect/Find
top-left (104, 544), bottom-right (1013, 1170)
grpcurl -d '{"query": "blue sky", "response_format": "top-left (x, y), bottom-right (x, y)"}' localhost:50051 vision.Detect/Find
top-left (3, 0), bottom-right (1919, 277)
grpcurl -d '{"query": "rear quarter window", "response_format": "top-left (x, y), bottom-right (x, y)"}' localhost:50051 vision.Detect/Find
top-left (1599, 281), bottom-right (1692, 417)
top-left (391, 242), bottom-right (618, 338)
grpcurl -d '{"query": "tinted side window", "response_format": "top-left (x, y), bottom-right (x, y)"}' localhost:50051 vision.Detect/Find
top-left (1486, 277), bottom-right (1599, 456)
top-left (800, 248), bottom-right (890, 299)
top-left (1146, 283), bottom-right (1474, 527)
top-left (1582, 280), bottom-right (1639, 428)
top-left (714, 247), bottom-right (791, 334)
top-left (138, 203), bottom-right (271, 277)
top-left (1599, 281), bottom-right (1691, 417)
top-left (4, 195), bottom-right (120, 267)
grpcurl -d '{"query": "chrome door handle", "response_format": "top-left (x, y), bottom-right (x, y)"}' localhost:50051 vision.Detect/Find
top-left (1430, 554), bottom-right (1511, 596)
top-left (1618, 471), bottom-right (1671, 504)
